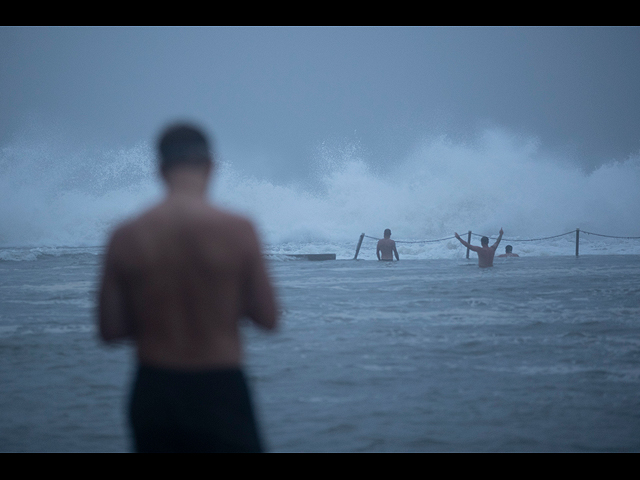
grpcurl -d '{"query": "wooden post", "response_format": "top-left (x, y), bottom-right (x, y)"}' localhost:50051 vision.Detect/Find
top-left (466, 231), bottom-right (472, 259)
top-left (575, 228), bottom-right (580, 257)
top-left (353, 233), bottom-right (365, 260)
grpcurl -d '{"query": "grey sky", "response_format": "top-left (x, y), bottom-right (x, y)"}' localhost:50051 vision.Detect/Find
top-left (1, 27), bottom-right (639, 180)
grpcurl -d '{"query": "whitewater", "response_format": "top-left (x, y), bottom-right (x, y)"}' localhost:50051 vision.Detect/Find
top-left (1, 128), bottom-right (639, 255)
top-left (1, 128), bottom-right (639, 451)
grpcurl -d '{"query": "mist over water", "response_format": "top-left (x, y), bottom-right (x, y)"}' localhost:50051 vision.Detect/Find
top-left (1, 126), bottom-right (639, 257)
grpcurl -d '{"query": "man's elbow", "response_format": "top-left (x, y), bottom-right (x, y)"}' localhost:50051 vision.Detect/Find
top-left (259, 304), bottom-right (279, 331)
top-left (263, 314), bottom-right (278, 331)
top-left (99, 324), bottom-right (121, 343)
top-left (246, 296), bottom-right (279, 331)
top-left (99, 329), bottom-right (121, 344)
top-left (98, 316), bottom-right (132, 343)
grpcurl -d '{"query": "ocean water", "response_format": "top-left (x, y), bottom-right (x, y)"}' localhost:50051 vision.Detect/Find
top-left (1, 250), bottom-right (639, 452)
top-left (1, 128), bottom-right (639, 451)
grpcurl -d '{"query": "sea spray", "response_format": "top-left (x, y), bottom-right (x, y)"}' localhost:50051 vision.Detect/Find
top-left (1, 127), bottom-right (639, 258)
top-left (0, 139), bottom-right (161, 247)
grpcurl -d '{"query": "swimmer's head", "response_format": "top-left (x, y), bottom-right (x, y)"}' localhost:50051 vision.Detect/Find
top-left (481, 236), bottom-right (489, 246)
top-left (384, 229), bottom-right (391, 238)
top-left (506, 245), bottom-right (513, 253)
top-left (158, 123), bottom-right (212, 173)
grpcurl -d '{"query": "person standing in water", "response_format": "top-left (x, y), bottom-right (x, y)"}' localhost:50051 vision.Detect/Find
top-left (98, 123), bottom-right (278, 452)
top-left (454, 228), bottom-right (504, 267)
top-left (377, 229), bottom-right (400, 261)
top-left (498, 245), bottom-right (519, 257)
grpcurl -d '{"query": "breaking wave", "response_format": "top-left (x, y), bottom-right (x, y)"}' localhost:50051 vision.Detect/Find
top-left (1, 126), bottom-right (639, 259)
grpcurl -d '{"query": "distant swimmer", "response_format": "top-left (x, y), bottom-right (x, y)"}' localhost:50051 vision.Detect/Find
top-left (377, 229), bottom-right (399, 261)
top-left (498, 245), bottom-right (519, 258)
top-left (454, 228), bottom-right (503, 268)
top-left (98, 123), bottom-right (278, 452)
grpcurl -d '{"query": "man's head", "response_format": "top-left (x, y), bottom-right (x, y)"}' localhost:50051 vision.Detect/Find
top-left (384, 229), bottom-right (391, 238)
top-left (158, 123), bottom-right (212, 174)
top-left (481, 236), bottom-right (489, 246)
top-left (505, 245), bottom-right (513, 253)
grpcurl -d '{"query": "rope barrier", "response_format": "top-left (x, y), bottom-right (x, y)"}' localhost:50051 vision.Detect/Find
top-left (581, 231), bottom-right (640, 239)
top-left (364, 234), bottom-right (457, 244)
top-left (354, 229), bottom-right (640, 259)
top-left (470, 231), bottom-right (576, 242)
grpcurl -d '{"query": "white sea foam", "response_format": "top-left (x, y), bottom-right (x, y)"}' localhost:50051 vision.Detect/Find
top-left (1, 127), bottom-right (639, 258)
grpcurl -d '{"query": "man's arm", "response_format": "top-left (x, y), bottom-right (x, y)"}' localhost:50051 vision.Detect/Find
top-left (244, 224), bottom-right (278, 331)
top-left (491, 228), bottom-right (504, 250)
top-left (393, 242), bottom-right (399, 261)
top-left (376, 240), bottom-right (382, 261)
top-left (98, 233), bottom-right (134, 342)
top-left (454, 232), bottom-right (480, 252)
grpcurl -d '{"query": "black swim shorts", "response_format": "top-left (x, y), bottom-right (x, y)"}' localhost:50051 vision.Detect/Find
top-left (130, 365), bottom-right (263, 453)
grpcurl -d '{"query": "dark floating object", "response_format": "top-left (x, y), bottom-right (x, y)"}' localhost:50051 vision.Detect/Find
top-left (264, 253), bottom-right (336, 261)
top-left (285, 254), bottom-right (336, 261)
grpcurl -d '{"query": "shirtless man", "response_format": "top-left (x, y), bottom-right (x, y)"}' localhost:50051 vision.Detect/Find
top-left (498, 245), bottom-right (519, 257)
top-left (98, 124), bottom-right (278, 452)
top-left (377, 229), bottom-right (399, 261)
top-left (454, 228), bottom-right (504, 268)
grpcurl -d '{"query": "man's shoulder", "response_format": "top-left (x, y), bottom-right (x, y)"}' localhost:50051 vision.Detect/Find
top-left (107, 203), bottom-right (165, 240)
top-left (110, 202), bottom-right (164, 233)
top-left (107, 215), bottom-right (143, 248)
top-left (107, 202), bottom-right (260, 251)
top-left (211, 207), bottom-right (254, 228)
top-left (201, 206), bottom-right (258, 239)
top-left (196, 206), bottom-right (262, 253)
top-left (125, 202), bottom-right (255, 233)
top-left (104, 213), bottom-right (152, 266)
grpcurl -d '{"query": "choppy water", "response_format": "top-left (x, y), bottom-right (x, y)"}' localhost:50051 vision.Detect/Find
top-left (1, 126), bottom-right (639, 451)
top-left (1, 250), bottom-right (639, 452)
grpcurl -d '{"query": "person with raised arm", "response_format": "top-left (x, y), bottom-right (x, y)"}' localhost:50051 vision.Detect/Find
top-left (454, 228), bottom-right (504, 268)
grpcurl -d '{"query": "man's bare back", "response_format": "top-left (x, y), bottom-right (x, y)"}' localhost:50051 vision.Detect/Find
top-left (376, 229), bottom-right (399, 261)
top-left (454, 228), bottom-right (503, 268)
top-left (99, 190), bottom-right (277, 368)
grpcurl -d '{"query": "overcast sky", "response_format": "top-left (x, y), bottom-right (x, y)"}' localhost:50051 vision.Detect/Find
top-left (1, 27), bottom-right (639, 180)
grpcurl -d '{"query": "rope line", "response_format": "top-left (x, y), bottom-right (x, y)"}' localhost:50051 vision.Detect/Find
top-left (582, 231), bottom-right (640, 239)
top-left (362, 229), bottom-right (640, 244)
top-left (364, 234), bottom-right (457, 244)
top-left (470, 231), bottom-right (575, 242)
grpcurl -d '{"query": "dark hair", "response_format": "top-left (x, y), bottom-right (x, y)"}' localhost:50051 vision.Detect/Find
top-left (158, 123), bottom-right (211, 172)
top-left (481, 236), bottom-right (489, 246)
top-left (506, 245), bottom-right (513, 253)
top-left (384, 229), bottom-right (391, 237)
